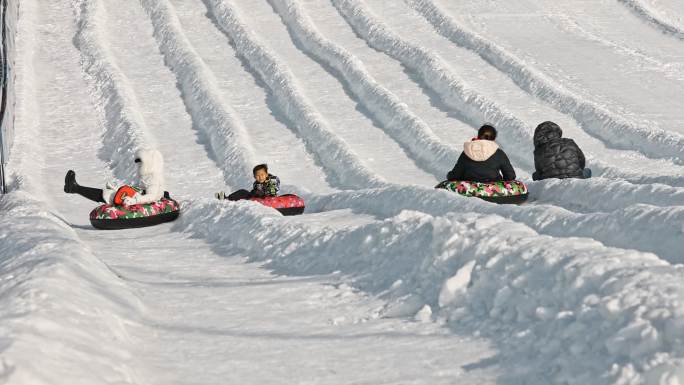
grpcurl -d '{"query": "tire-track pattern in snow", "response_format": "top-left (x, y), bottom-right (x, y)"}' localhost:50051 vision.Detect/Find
top-left (205, 0), bottom-right (386, 190)
top-left (618, 0), bottom-right (684, 39)
top-left (304, 186), bottom-right (684, 263)
top-left (331, 0), bottom-right (535, 172)
top-left (139, 0), bottom-right (254, 187)
top-left (179, 199), bottom-right (684, 385)
top-left (407, 0), bottom-right (684, 165)
top-left (73, 0), bottom-right (152, 182)
top-left (268, 0), bottom-right (458, 177)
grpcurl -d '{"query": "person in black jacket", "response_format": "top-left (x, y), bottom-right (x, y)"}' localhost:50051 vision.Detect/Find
top-left (447, 125), bottom-right (517, 182)
top-left (532, 121), bottom-right (591, 181)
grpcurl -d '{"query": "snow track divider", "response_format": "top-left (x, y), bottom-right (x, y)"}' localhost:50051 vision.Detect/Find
top-left (268, 0), bottom-right (458, 177)
top-left (407, 0), bottom-right (684, 163)
top-left (205, 0), bottom-right (387, 190)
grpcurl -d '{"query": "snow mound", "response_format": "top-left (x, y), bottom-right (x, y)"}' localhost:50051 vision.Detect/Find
top-left (177, 197), bottom-right (684, 385)
top-left (0, 191), bottom-right (143, 385)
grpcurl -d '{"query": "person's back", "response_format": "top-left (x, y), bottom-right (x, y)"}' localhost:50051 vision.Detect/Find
top-left (532, 121), bottom-right (588, 181)
top-left (447, 125), bottom-right (516, 183)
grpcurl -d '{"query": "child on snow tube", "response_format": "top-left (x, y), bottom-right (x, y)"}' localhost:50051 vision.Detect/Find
top-left (216, 164), bottom-right (305, 215)
top-left (532, 121), bottom-right (592, 181)
top-left (64, 149), bottom-right (179, 229)
top-left (440, 125), bottom-right (527, 204)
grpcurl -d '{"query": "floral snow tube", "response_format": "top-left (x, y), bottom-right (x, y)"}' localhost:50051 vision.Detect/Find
top-left (435, 180), bottom-right (528, 204)
top-left (89, 198), bottom-right (181, 230)
top-left (249, 194), bottom-right (305, 216)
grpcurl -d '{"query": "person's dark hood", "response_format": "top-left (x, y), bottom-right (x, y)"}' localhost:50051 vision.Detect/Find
top-left (533, 121), bottom-right (563, 147)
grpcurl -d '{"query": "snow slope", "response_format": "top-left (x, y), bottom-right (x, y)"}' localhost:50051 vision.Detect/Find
top-left (2, 0), bottom-right (684, 384)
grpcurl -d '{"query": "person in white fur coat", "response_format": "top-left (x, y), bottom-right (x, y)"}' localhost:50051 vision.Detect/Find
top-left (64, 149), bottom-right (167, 206)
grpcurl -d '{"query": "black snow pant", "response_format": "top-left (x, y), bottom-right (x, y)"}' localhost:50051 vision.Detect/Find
top-left (73, 185), bottom-right (171, 204)
top-left (74, 185), bottom-right (106, 203)
top-left (227, 189), bottom-right (252, 201)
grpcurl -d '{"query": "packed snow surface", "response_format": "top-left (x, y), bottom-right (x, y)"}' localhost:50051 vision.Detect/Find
top-left (1, 0), bottom-right (683, 384)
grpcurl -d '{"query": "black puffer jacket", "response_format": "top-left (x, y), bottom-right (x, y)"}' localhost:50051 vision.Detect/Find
top-left (447, 139), bottom-right (516, 182)
top-left (532, 121), bottom-right (586, 181)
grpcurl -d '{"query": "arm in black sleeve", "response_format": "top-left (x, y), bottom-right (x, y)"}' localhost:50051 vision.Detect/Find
top-left (447, 153), bottom-right (466, 181)
top-left (498, 150), bottom-right (517, 181)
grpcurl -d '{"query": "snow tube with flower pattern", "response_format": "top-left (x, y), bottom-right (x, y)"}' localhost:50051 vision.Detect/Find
top-left (435, 180), bottom-right (528, 204)
top-left (249, 194), bottom-right (305, 216)
top-left (89, 198), bottom-right (180, 229)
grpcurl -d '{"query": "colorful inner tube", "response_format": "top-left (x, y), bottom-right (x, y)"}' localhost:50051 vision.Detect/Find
top-left (89, 198), bottom-right (181, 230)
top-left (435, 180), bottom-right (528, 204)
top-left (249, 194), bottom-right (305, 216)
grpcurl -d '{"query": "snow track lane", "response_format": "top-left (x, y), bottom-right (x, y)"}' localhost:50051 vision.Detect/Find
top-left (209, 0), bottom-right (436, 187)
top-left (411, 0), bottom-right (684, 161)
top-left (101, 0), bottom-right (227, 198)
top-left (167, 0), bottom-right (333, 194)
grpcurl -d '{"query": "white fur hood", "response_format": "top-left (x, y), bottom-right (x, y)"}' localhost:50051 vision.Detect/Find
top-left (131, 149), bottom-right (165, 204)
top-left (463, 140), bottom-right (499, 161)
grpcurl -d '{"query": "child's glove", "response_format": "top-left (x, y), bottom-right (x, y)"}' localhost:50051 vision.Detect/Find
top-left (123, 196), bottom-right (138, 206)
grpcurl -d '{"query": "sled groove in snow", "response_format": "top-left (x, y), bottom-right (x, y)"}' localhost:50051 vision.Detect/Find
top-left (167, 0), bottom-right (332, 194)
top-left (73, 0), bottom-right (153, 182)
top-left (139, 0), bottom-right (257, 189)
top-left (204, 0), bottom-right (387, 189)
top-left (296, 0), bottom-right (475, 151)
top-left (618, 0), bottom-right (684, 39)
top-left (101, 0), bottom-right (227, 198)
top-left (208, 0), bottom-right (436, 187)
top-left (408, 0), bottom-right (684, 163)
top-left (335, 0), bottom-right (684, 187)
top-left (268, 0), bottom-right (458, 178)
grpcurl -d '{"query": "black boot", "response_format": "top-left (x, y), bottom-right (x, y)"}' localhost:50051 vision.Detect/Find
top-left (64, 170), bottom-right (78, 193)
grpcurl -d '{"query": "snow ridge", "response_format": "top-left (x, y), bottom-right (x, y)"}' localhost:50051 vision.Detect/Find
top-left (72, 0), bottom-right (152, 182)
top-left (268, 0), bottom-right (458, 177)
top-left (528, 178), bottom-right (684, 212)
top-left (139, 0), bottom-right (254, 187)
top-left (330, 0), bottom-right (535, 171)
top-left (406, 0), bottom-right (684, 164)
top-left (178, 199), bottom-right (684, 385)
top-left (206, 0), bottom-right (386, 190)
top-left (0, 192), bottom-right (144, 385)
top-left (303, 186), bottom-right (684, 263)
top-left (618, 0), bottom-right (684, 39)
